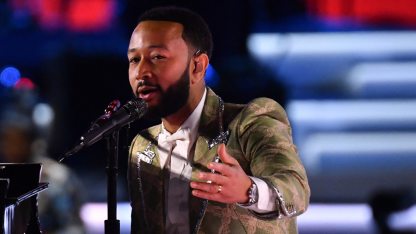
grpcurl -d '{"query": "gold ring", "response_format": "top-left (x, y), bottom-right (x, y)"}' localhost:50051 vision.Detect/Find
top-left (217, 185), bottom-right (222, 193)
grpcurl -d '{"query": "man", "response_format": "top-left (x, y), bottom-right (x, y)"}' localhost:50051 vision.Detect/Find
top-left (127, 6), bottom-right (310, 234)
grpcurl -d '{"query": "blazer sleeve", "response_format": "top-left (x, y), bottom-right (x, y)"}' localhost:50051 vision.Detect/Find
top-left (236, 97), bottom-right (310, 219)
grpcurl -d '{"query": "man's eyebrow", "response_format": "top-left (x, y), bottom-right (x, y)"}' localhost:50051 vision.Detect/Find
top-left (127, 48), bottom-right (137, 54)
top-left (127, 45), bottom-right (168, 54)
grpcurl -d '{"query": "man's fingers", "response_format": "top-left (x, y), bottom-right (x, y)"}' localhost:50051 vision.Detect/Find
top-left (191, 182), bottom-right (227, 202)
top-left (191, 189), bottom-right (222, 201)
top-left (198, 172), bottom-right (227, 184)
top-left (217, 144), bottom-right (237, 165)
top-left (190, 181), bottom-right (222, 194)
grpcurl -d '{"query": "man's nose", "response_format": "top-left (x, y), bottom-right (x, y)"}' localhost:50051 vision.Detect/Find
top-left (135, 59), bottom-right (152, 80)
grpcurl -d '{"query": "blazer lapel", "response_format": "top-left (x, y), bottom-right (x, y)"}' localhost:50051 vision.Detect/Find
top-left (190, 88), bottom-right (224, 232)
top-left (136, 125), bottom-right (162, 172)
top-left (192, 88), bottom-right (222, 179)
top-left (136, 126), bottom-right (166, 233)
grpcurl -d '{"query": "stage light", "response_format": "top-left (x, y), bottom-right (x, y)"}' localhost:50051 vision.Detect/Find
top-left (205, 64), bottom-right (220, 87)
top-left (0, 66), bottom-right (21, 88)
top-left (14, 77), bottom-right (35, 90)
top-left (33, 103), bottom-right (54, 128)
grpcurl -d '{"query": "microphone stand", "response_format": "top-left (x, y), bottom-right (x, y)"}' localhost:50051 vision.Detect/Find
top-left (104, 129), bottom-right (120, 234)
top-left (59, 98), bottom-right (147, 234)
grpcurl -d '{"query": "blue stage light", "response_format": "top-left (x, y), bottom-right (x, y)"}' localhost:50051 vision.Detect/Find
top-left (0, 66), bottom-right (21, 87)
top-left (205, 64), bottom-right (220, 87)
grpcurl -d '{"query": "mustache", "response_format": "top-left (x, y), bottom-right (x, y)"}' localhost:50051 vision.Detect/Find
top-left (138, 79), bottom-right (145, 87)
top-left (137, 80), bottom-right (159, 89)
top-left (135, 81), bottom-right (160, 96)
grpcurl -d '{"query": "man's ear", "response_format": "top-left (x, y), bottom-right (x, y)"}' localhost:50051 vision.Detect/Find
top-left (191, 53), bottom-right (209, 84)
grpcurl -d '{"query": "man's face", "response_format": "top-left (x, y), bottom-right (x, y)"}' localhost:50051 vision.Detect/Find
top-left (127, 21), bottom-right (191, 118)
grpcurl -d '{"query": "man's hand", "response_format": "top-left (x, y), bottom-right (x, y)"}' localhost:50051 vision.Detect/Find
top-left (190, 144), bottom-right (252, 204)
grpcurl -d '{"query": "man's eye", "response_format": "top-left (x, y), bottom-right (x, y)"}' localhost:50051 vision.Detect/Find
top-left (152, 55), bottom-right (165, 60)
top-left (129, 57), bottom-right (140, 63)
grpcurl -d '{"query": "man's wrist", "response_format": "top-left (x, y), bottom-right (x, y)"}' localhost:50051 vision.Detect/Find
top-left (237, 178), bottom-right (258, 207)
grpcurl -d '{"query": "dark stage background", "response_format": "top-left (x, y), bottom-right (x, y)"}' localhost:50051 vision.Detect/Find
top-left (2, 0), bottom-right (416, 233)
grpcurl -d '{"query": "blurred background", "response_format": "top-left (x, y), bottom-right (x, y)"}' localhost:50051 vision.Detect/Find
top-left (1, 0), bottom-right (416, 233)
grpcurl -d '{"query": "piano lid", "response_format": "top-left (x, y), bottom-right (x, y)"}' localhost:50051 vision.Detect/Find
top-left (0, 163), bottom-right (42, 198)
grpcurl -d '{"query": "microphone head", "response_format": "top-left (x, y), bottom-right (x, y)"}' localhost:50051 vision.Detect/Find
top-left (124, 97), bottom-right (148, 120)
top-left (62, 97), bottom-right (148, 160)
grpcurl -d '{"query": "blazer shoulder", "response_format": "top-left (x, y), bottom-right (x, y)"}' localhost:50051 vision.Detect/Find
top-left (242, 97), bottom-right (289, 123)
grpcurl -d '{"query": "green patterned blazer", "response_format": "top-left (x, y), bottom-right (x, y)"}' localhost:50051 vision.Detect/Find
top-left (128, 88), bottom-right (310, 234)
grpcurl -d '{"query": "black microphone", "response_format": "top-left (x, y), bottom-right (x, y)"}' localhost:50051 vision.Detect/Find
top-left (60, 98), bottom-right (147, 161)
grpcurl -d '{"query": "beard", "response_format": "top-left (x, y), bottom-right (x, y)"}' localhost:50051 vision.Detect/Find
top-left (145, 64), bottom-right (190, 119)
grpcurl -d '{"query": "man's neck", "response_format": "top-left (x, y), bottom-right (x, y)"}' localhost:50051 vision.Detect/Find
top-left (162, 105), bottom-right (193, 133)
top-left (162, 87), bottom-right (206, 134)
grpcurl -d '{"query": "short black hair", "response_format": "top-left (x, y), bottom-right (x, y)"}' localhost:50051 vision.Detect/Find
top-left (138, 6), bottom-right (213, 59)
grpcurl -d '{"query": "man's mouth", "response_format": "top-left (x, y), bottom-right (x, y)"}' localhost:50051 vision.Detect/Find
top-left (137, 86), bottom-right (158, 101)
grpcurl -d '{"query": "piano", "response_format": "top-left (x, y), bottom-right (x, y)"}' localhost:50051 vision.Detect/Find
top-left (0, 163), bottom-right (48, 234)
